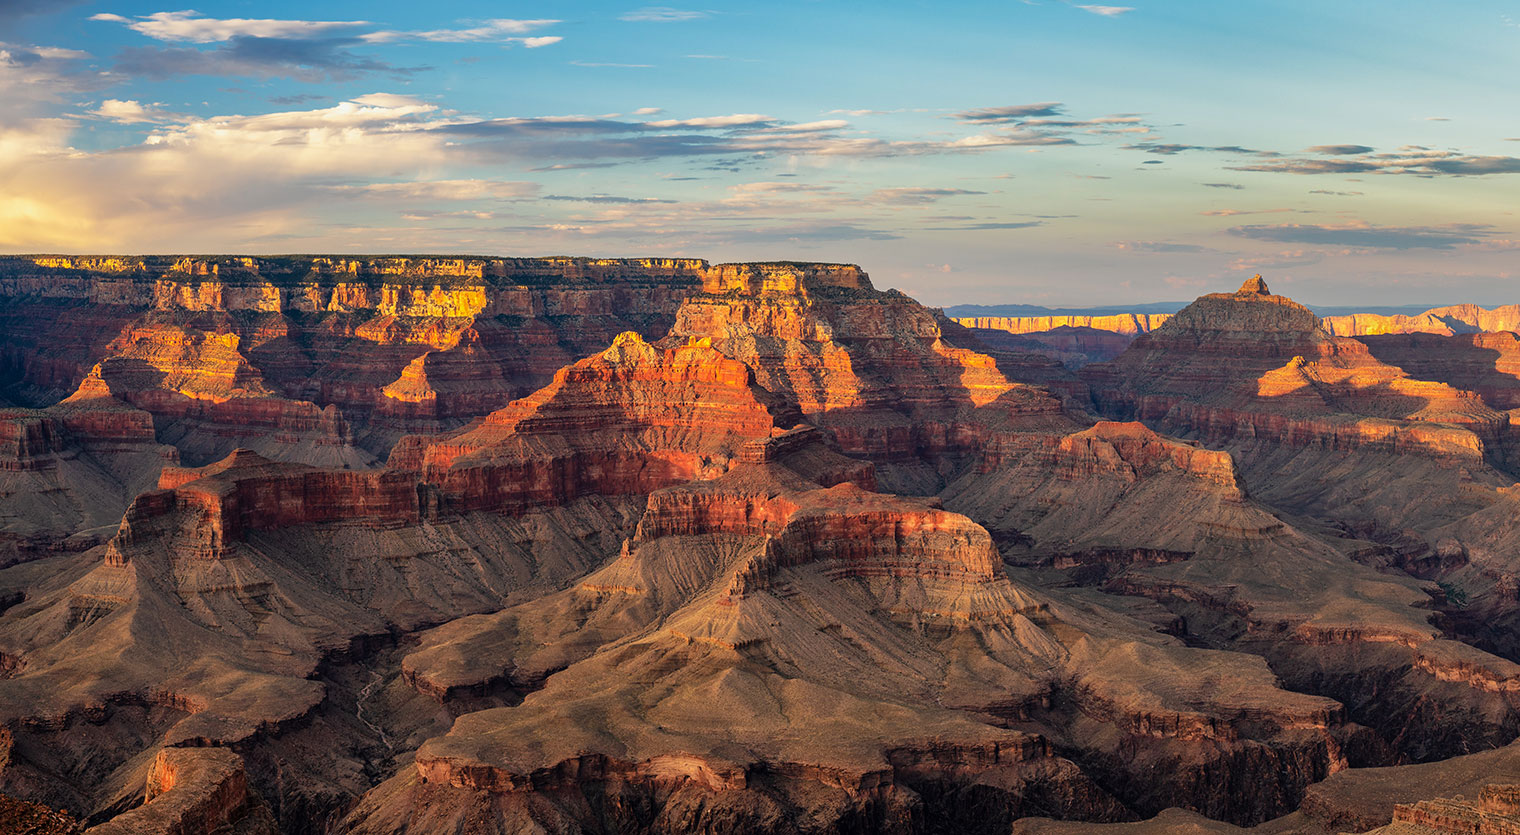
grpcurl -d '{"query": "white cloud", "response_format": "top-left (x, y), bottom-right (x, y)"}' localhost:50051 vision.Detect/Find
top-left (339, 179), bottom-right (541, 200)
top-left (619, 7), bottom-right (712, 22)
top-left (90, 10), bottom-right (369, 43)
top-left (91, 99), bottom-right (176, 123)
top-left (361, 19), bottom-right (560, 44)
top-left (645, 113), bottom-right (772, 128)
top-left (1076, 5), bottom-right (1135, 15)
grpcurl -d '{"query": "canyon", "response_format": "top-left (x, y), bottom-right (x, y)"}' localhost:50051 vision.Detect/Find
top-left (3, 258), bottom-right (1520, 834)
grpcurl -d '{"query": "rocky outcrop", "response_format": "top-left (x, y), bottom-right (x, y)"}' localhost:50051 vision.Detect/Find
top-left (85, 747), bottom-right (272, 835)
top-left (389, 332), bottom-right (790, 513)
top-left (114, 449), bottom-right (424, 561)
top-left (1324, 303), bottom-right (1520, 337)
top-left (1081, 277), bottom-right (1509, 462)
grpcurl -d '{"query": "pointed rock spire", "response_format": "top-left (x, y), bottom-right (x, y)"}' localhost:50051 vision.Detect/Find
top-left (1238, 274), bottom-right (1270, 295)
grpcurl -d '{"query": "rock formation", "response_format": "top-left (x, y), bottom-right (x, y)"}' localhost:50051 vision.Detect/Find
top-left (6, 259), bottom-right (1520, 835)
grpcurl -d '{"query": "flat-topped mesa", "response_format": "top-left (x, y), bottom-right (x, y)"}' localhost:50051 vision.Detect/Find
top-left (108, 449), bottom-right (421, 562)
top-left (387, 332), bottom-right (791, 512)
top-left (1324, 303), bottom-right (1520, 337)
top-left (1051, 421), bottom-right (1244, 493)
top-left (698, 261), bottom-right (872, 296)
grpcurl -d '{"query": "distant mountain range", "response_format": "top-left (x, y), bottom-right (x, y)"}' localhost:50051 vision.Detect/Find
top-left (943, 302), bottom-right (1446, 318)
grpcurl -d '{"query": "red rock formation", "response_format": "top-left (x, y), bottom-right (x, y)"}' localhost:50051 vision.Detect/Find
top-left (389, 332), bottom-right (790, 512)
top-left (953, 313), bottom-right (1171, 337)
top-left (85, 747), bottom-right (272, 835)
top-left (668, 262), bottom-right (1078, 469)
top-left (1081, 276), bottom-right (1509, 460)
top-left (1324, 303), bottom-right (1520, 337)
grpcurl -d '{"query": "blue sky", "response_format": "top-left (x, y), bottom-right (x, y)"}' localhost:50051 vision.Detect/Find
top-left (2, 0), bottom-right (1517, 307)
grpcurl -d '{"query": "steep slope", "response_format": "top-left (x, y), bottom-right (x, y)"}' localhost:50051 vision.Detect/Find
top-left (0, 448), bottom-right (638, 827)
top-left (366, 443), bottom-right (1371, 832)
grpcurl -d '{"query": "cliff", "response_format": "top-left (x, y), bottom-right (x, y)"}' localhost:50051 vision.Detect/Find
top-left (388, 331), bottom-right (790, 513)
top-left (953, 313), bottom-right (1172, 337)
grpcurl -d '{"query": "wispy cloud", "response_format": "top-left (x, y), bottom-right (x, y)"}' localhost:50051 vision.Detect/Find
top-left (954, 103), bottom-right (1064, 124)
top-left (113, 36), bottom-right (425, 82)
top-left (90, 11), bottom-right (369, 42)
top-left (336, 179), bottom-right (541, 200)
top-left (619, 7), bottom-right (713, 22)
top-left (1075, 5), bottom-right (1135, 16)
top-left (1230, 221), bottom-right (1493, 249)
top-left (1230, 146), bottom-right (1520, 176)
top-left (360, 19), bottom-right (561, 44)
top-left (1305, 144), bottom-right (1374, 155)
top-left (871, 187), bottom-right (985, 204)
top-left (1113, 240), bottom-right (1213, 253)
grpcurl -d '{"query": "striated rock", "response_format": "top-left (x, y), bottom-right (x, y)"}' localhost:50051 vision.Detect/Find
top-left (953, 313), bottom-right (1172, 337)
top-left (85, 747), bottom-right (274, 835)
top-left (1323, 303), bottom-right (1520, 337)
top-left (668, 262), bottom-right (1080, 481)
top-left (390, 332), bottom-right (791, 513)
top-left (389, 445), bottom-right (1360, 830)
top-left (1081, 276), bottom-right (1510, 462)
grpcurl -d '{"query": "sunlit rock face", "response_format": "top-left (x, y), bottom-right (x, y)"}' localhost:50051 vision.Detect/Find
top-left (0, 256), bottom-right (711, 455)
top-left (1081, 276), bottom-right (1507, 460)
top-left (388, 331), bottom-right (795, 513)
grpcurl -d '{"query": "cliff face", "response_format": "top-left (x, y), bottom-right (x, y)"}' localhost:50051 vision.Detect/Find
top-left (953, 313), bottom-right (1171, 337)
top-left (389, 331), bottom-right (791, 513)
top-left (1323, 303), bottom-right (1520, 337)
top-left (1081, 277), bottom-right (1508, 461)
top-left (668, 262), bottom-right (1068, 468)
top-left (0, 256), bottom-right (714, 461)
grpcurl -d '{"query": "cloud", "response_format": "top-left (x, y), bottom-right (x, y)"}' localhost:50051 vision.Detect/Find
top-left (0, 41), bottom-right (105, 110)
top-left (928, 221), bottom-right (1044, 231)
top-left (337, 179), bottom-right (541, 200)
top-left (1112, 240), bottom-right (1213, 253)
top-left (1124, 142), bottom-right (1276, 156)
top-left (645, 113), bottom-right (772, 128)
top-left (90, 98), bottom-right (178, 123)
top-left (619, 7), bottom-right (712, 22)
top-left (1308, 189), bottom-right (1363, 196)
top-left (1229, 221), bottom-right (1492, 250)
top-left (632, 107), bottom-right (662, 115)
top-left (954, 103), bottom-right (1064, 124)
top-left (1305, 144), bottom-right (1374, 155)
top-left (1075, 5), bottom-right (1135, 15)
top-left (1202, 182), bottom-right (1244, 189)
top-left (113, 36), bottom-right (425, 81)
top-left (728, 182), bottom-right (834, 195)
top-left (90, 11), bottom-right (369, 42)
top-left (1200, 208), bottom-right (1297, 216)
top-left (1230, 146), bottom-right (1520, 176)
top-left (542, 194), bottom-right (676, 204)
top-left (871, 187), bottom-right (985, 204)
top-left (361, 19), bottom-right (560, 44)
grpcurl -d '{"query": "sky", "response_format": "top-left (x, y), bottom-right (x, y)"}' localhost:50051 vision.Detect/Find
top-left (1, 0), bottom-right (1518, 308)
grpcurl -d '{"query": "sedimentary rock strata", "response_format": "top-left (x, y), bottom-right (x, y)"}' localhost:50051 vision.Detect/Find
top-left (5, 261), bottom-right (1520, 834)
